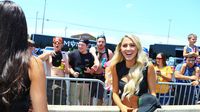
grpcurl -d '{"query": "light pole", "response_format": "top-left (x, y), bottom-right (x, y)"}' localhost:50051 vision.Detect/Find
top-left (65, 26), bottom-right (67, 37)
top-left (41, 0), bottom-right (47, 34)
top-left (35, 11), bottom-right (38, 34)
top-left (167, 19), bottom-right (172, 44)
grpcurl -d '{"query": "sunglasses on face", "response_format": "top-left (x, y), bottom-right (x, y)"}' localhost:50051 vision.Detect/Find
top-left (53, 41), bottom-right (62, 45)
top-left (156, 57), bottom-right (163, 60)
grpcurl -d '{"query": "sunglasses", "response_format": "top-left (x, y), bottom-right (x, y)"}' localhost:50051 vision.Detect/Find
top-left (53, 41), bottom-right (62, 45)
top-left (156, 57), bottom-right (163, 60)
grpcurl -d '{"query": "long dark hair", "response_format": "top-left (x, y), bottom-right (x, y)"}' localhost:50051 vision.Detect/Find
top-left (156, 52), bottom-right (167, 66)
top-left (0, 0), bottom-right (31, 110)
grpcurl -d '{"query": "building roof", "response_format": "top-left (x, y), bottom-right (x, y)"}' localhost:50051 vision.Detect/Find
top-left (71, 33), bottom-right (96, 40)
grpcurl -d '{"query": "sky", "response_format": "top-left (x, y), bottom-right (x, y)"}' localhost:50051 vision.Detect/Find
top-left (14, 0), bottom-right (200, 49)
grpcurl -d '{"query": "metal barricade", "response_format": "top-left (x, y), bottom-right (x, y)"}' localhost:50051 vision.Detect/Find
top-left (46, 76), bottom-right (112, 106)
top-left (156, 82), bottom-right (200, 105)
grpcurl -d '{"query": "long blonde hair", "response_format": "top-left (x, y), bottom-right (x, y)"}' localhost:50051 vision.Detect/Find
top-left (110, 34), bottom-right (149, 100)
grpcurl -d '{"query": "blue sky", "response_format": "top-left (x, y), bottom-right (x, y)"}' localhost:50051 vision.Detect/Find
top-left (15, 0), bottom-right (200, 48)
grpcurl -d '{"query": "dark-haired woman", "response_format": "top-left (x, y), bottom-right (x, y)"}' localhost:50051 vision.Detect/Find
top-left (0, 1), bottom-right (48, 112)
top-left (154, 53), bottom-right (173, 104)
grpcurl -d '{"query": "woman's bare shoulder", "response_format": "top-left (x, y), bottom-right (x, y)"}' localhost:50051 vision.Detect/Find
top-left (29, 56), bottom-right (44, 80)
top-left (30, 56), bottom-right (43, 66)
top-left (147, 62), bottom-right (154, 68)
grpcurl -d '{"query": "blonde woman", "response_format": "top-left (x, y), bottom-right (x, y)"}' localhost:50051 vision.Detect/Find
top-left (110, 35), bottom-right (156, 112)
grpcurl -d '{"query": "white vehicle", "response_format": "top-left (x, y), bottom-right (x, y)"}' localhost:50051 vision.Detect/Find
top-left (43, 46), bottom-right (54, 53)
top-left (43, 46), bottom-right (68, 54)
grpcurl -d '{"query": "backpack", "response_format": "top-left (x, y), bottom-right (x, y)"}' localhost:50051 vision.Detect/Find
top-left (95, 46), bottom-right (109, 60)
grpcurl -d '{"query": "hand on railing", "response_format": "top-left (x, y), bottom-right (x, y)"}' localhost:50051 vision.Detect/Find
top-left (189, 75), bottom-right (198, 81)
top-left (73, 72), bottom-right (79, 78)
top-left (191, 80), bottom-right (199, 86)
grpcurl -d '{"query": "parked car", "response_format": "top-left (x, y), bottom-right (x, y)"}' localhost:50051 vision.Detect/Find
top-left (167, 57), bottom-right (183, 72)
top-left (167, 57), bottom-right (183, 67)
top-left (43, 46), bottom-right (54, 53)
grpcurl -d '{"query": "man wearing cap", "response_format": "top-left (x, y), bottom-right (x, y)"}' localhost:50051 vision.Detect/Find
top-left (89, 35), bottom-right (113, 105)
top-left (68, 37), bottom-right (97, 105)
top-left (38, 36), bottom-right (69, 105)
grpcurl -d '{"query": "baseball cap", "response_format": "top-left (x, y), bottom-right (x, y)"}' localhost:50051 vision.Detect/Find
top-left (53, 37), bottom-right (63, 43)
top-left (138, 94), bottom-right (161, 112)
top-left (79, 37), bottom-right (89, 45)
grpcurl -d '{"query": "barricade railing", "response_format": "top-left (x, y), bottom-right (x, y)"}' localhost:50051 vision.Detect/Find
top-left (156, 81), bottom-right (200, 105)
top-left (46, 76), bottom-right (112, 106)
top-left (46, 77), bottom-right (200, 106)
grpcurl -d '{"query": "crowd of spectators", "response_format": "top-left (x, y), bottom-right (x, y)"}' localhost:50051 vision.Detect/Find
top-left (33, 33), bottom-right (200, 108)
top-left (2, 1), bottom-right (200, 112)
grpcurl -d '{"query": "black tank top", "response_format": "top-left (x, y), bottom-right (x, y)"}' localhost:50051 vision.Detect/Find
top-left (52, 51), bottom-right (63, 67)
top-left (0, 72), bottom-right (31, 112)
top-left (116, 61), bottom-right (148, 97)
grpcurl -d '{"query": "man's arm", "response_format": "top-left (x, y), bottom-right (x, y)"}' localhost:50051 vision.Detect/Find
top-left (174, 64), bottom-right (192, 80)
top-left (174, 71), bottom-right (194, 80)
top-left (68, 66), bottom-right (79, 78)
top-left (89, 47), bottom-right (99, 71)
top-left (38, 51), bottom-right (54, 61)
top-left (174, 65), bottom-right (198, 81)
top-left (63, 52), bottom-right (69, 75)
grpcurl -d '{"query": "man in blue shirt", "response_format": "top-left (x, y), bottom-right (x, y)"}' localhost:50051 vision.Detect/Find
top-left (173, 56), bottom-right (199, 105)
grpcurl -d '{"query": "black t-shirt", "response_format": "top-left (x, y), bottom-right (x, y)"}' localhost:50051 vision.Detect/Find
top-left (68, 50), bottom-right (94, 78)
top-left (116, 60), bottom-right (148, 97)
